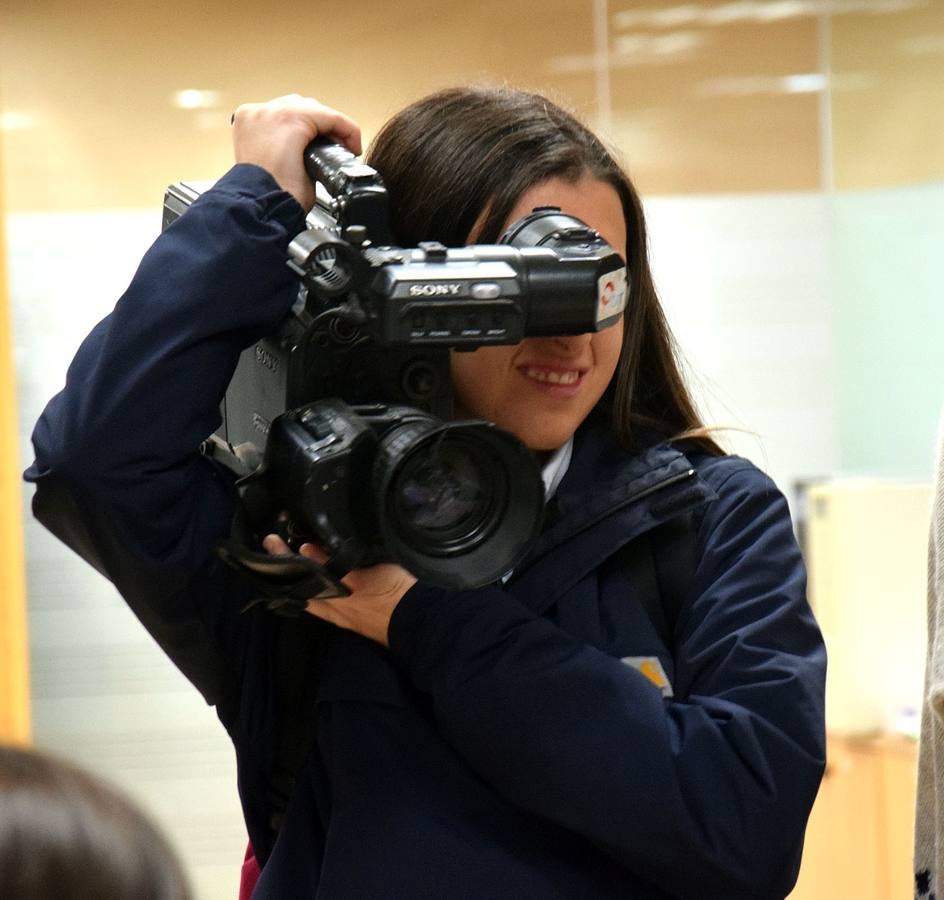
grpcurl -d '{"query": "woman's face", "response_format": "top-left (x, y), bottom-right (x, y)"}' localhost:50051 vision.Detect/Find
top-left (450, 176), bottom-right (626, 451)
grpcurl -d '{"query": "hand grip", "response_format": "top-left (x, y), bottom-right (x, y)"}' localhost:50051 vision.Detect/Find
top-left (304, 138), bottom-right (360, 197)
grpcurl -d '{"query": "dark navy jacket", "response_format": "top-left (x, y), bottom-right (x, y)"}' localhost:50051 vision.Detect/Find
top-left (26, 165), bottom-right (826, 899)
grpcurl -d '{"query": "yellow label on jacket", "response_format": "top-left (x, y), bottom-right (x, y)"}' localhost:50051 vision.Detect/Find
top-left (621, 657), bottom-right (674, 698)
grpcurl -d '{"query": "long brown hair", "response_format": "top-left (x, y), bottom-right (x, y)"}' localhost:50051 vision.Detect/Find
top-left (367, 85), bottom-right (723, 455)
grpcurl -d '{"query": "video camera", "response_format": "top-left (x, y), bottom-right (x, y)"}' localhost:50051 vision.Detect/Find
top-left (162, 140), bottom-right (628, 606)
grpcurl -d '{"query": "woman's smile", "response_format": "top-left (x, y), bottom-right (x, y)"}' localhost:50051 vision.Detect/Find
top-left (521, 365), bottom-right (585, 387)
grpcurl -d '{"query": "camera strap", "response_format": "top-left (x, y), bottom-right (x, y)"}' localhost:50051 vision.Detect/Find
top-left (215, 539), bottom-right (351, 616)
top-left (611, 512), bottom-right (696, 651)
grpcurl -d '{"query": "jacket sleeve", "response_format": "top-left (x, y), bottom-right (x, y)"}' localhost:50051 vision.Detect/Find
top-left (387, 462), bottom-right (826, 899)
top-left (24, 164), bottom-right (306, 704)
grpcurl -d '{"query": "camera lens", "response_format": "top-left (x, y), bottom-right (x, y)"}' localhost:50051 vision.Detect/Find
top-left (390, 435), bottom-right (503, 548)
top-left (374, 418), bottom-right (544, 588)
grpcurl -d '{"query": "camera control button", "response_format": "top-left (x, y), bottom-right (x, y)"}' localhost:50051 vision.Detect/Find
top-left (307, 434), bottom-right (337, 453)
top-left (418, 241), bottom-right (448, 262)
top-left (471, 282), bottom-right (501, 300)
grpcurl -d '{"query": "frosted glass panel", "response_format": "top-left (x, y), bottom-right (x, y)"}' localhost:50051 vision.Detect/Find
top-left (646, 192), bottom-right (837, 499)
top-left (831, 182), bottom-right (944, 479)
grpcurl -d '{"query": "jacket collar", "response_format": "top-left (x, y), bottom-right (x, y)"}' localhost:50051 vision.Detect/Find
top-left (510, 422), bottom-right (717, 615)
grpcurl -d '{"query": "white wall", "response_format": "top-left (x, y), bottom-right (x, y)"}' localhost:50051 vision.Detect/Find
top-left (647, 192), bottom-right (838, 506)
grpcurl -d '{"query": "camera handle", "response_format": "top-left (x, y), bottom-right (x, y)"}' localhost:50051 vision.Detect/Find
top-left (201, 435), bottom-right (353, 612)
top-left (303, 138), bottom-right (395, 246)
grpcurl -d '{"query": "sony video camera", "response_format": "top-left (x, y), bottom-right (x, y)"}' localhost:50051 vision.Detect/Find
top-left (162, 140), bottom-right (628, 604)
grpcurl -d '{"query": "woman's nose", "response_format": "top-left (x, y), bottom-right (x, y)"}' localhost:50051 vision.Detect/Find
top-left (548, 333), bottom-right (592, 354)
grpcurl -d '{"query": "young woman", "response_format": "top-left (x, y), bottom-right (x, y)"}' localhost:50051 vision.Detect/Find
top-left (26, 88), bottom-right (826, 899)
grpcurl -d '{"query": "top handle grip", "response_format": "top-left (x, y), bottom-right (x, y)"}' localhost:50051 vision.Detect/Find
top-left (304, 138), bottom-right (360, 198)
top-left (302, 138), bottom-right (395, 246)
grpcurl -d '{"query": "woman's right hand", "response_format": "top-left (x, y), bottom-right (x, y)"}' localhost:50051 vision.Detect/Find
top-left (231, 94), bottom-right (362, 211)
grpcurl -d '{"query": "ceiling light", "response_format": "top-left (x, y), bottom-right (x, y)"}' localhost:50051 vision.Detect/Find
top-left (696, 72), bottom-right (828, 95)
top-left (782, 73), bottom-right (829, 92)
top-left (172, 90), bottom-right (222, 110)
top-left (612, 0), bottom-right (927, 30)
top-left (0, 111), bottom-right (37, 131)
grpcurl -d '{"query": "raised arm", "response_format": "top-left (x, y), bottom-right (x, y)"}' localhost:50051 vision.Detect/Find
top-left (25, 95), bottom-right (362, 701)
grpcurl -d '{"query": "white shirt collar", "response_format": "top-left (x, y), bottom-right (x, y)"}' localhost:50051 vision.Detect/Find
top-left (500, 437), bottom-right (573, 584)
top-left (541, 437), bottom-right (573, 501)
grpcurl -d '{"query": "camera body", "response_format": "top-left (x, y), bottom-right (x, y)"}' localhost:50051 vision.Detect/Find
top-left (162, 141), bottom-right (628, 592)
top-left (258, 399), bottom-right (543, 588)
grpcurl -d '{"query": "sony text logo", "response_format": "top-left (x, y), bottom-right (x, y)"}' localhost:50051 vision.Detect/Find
top-left (409, 283), bottom-right (463, 297)
top-left (255, 344), bottom-right (279, 372)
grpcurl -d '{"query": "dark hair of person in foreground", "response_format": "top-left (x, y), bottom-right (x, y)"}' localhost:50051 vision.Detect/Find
top-left (0, 743), bottom-right (192, 900)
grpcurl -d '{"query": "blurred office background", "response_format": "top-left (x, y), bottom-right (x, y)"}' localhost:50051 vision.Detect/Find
top-left (2, 1), bottom-right (943, 897)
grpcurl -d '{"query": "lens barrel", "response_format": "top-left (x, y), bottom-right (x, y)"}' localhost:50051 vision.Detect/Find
top-left (372, 417), bottom-right (544, 588)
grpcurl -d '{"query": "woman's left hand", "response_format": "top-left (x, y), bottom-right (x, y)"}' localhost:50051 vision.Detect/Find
top-left (262, 535), bottom-right (417, 648)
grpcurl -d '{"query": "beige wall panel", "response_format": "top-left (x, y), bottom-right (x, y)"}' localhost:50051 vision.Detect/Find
top-left (789, 736), bottom-right (886, 900)
top-left (2, 0), bottom-right (597, 211)
top-left (879, 737), bottom-right (918, 900)
top-left (832, 3), bottom-right (944, 189)
top-left (790, 735), bottom-right (917, 900)
top-left (9, 2), bottom-right (944, 203)
top-left (607, 14), bottom-right (821, 193)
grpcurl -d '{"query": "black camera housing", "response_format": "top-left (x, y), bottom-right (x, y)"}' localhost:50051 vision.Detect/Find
top-left (260, 399), bottom-right (544, 589)
top-left (162, 141), bottom-right (628, 595)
